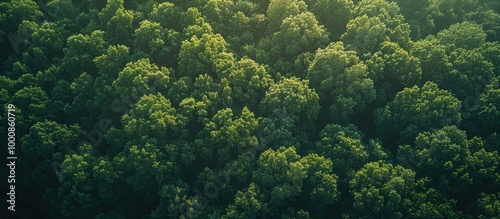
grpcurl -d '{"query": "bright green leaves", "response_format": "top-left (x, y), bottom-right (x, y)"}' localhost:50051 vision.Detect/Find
top-left (299, 153), bottom-right (339, 217)
top-left (308, 42), bottom-right (375, 122)
top-left (0, 0), bottom-right (42, 36)
top-left (62, 30), bottom-right (108, 78)
top-left (374, 82), bottom-right (461, 145)
top-left (316, 124), bottom-right (388, 184)
top-left (3, 0), bottom-right (500, 218)
top-left (112, 58), bottom-right (170, 108)
top-left (348, 161), bottom-right (417, 219)
top-left (109, 94), bottom-right (192, 200)
top-left (98, 0), bottom-right (134, 45)
top-left (397, 126), bottom-right (499, 195)
top-left (196, 107), bottom-right (259, 164)
top-left (253, 147), bottom-right (306, 198)
top-left (270, 12), bottom-right (329, 60)
top-left (411, 38), bottom-right (453, 85)
top-left (223, 183), bottom-right (269, 219)
top-left (149, 2), bottom-right (183, 30)
top-left (121, 93), bottom-right (179, 140)
top-left (266, 0), bottom-right (307, 34)
top-left (343, 0), bottom-right (411, 56)
top-left (474, 192), bottom-right (500, 219)
top-left (178, 33), bottom-right (235, 79)
top-left (352, 0), bottom-right (403, 28)
top-left (260, 77), bottom-right (319, 122)
top-left (180, 7), bottom-right (214, 40)
top-left (227, 57), bottom-right (273, 110)
top-left (437, 21), bottom-right (487, 50)
top-left (94, 45), bottom-right (131, 78)
top-left (342, 15), bottom-right (388, 56)
top-left (225, 146), bottom-right (338, 218)
top-left (411, 36), bottom-right (495, 101)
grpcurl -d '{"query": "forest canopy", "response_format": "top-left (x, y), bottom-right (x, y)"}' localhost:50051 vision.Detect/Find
top-left (1, 0), bottom-right (500, 218)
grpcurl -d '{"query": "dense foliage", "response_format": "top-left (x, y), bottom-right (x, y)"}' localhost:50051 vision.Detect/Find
top-left (1, 0), bottom-right (499, 218)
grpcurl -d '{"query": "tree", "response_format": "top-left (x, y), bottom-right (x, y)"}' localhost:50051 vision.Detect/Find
top-left (366, 41), bottom-right (422, 102)
top-left (307, 42), bottom-right (376, 122)
top-left (315, 124), bottom-right (388, 187)
top-left (20, 120), bottom-right (81, 190)
top-left (119, 93), bottom-right (183, 144)
top-left (179, 7), bottom-right (214, 41)
top-left (151, 181), bottom-right (201, 219)
top-left (467, 7), bottom-right (500, 42)
top-left (265, 0), bottom-right (307, 34)
top-left (260, 77), bottom-right (320, 123)
top-left (410, 37), bottom-right (453, 87)
top-left (195, 107), bottom-right (259, 164)
top-left (310, 0), bottom-right (354, 40)
top-left (477, 42), bottom-right (500, 76)
top-left (445, 48), bottom-right (494, 100)
top-left (48, 144), bottom-right (122, 218)
top-left (133, 19), bottom-right (180, 67)
top-left (2, 0), bottom-right (499, 217)
top-left (397, 126), bottom-right (499, 196)
top-left (0, 76), bottom-right (14, 103)
top-left (391, 0), bottom-right (435, 39)
top-left (225, 146), bottom-right (338, 218)
top-left (350, 0), bottom-right (412, 49)
top-left (464, 81), bottom-right (500, 137)
top-left (0, 0), bottom-right (42, 44)
top-left (149, 2), bottom-right (183, 31)
top-left (61, 30), bottom-right (108, 79)
top-left (347, 161), bottom-right (418, 219)
top-left (20, 21), bottom-right (68, 72)
top-left (93, 44), bottom-right (131, 115)
top-left (431, 0), bottom-right (480, 31)
top-left (298, 153), bottom-right (339, 218)
top-left (63, 72), bottom-right (95, 128)
top-left (352, 0), bottom-right (404, 29)
top-left (437, 21), bottom-right (487, 50)
top-left (112, 58), bottom-right (170, 109)
top-left (411, 35), bottom-right (494, 101)
top-left (201, 0), bottom-right (235, 34)
top-left (11, 86), bottom-right (50, 129)
top-left (474, 192), bottom-right (500, 219)
top-left (223, 183), bottom-right (269, 218)
top-left (201, 0), bottom-right (262, 50)
top-left (374, 81), bottom-right (461, 146)
top-left (226, 57), bottom-right (273, 111)
top-left (177, 33), bottom-right (235, 79)
top-left (268, 12), bottom-right (329, 65)
top-left (98, 0), bottom-right (135, 45)
top-left (105, 7), bottom-right (135, 45)
top-left (109, 93), bottom-right (193, 200)
top-left (341, 15), bottom-right (388, 57)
